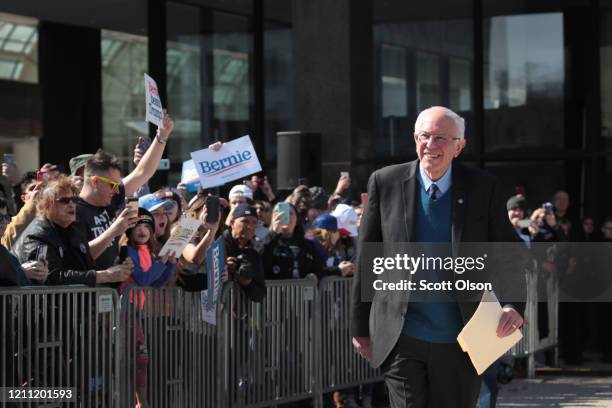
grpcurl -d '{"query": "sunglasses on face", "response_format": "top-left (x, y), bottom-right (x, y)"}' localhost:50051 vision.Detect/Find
top-left (56, 196), bottom-right (78, 205)
top-left (92, 175), bottom-right (120, 192)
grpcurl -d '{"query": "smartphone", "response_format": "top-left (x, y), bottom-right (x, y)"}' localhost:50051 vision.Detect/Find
top-left (137, 136), bottom-right (151, 151)
top-left (341, 171), bottom-right (350, 179)
top-left (3, 154), bottom-right (14, 166)
top-left (36, 171), bottom-right (49, 182)
top-left (205, 195), bottom-right (220, 224)
top-left (274, 202), bottom-right (291, 225)
top-left (157, 158), bottom-right (170, 170)
top-left (126, 197), bottom-right (139, 215)
top-left (35, 244), bottom-right (48, 262)
top-left (119, 246), bottom-right (128, 263)
top-left (542, 202), bottom-right (554, 215)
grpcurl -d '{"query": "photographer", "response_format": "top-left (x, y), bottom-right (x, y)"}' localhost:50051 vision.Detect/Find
top-left (529, 204), bottom-right (566, 244)
top-left (222, 203), bottom-right (265, 302)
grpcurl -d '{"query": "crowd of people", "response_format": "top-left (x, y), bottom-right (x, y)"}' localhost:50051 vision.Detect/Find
top-left (0, 110), bottom-right (611, 408)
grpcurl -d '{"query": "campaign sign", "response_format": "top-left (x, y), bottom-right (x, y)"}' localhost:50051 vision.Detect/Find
top-left (181, 160), bottom-right (200, 193)
top-left (144, 73), bottom-right (163, 128)
top-left (201, 237), bottom-right (224, 325)
top-left (190, 135), bottom-right (262, 189)
top-left (158, 212), bottom-right (201, 258)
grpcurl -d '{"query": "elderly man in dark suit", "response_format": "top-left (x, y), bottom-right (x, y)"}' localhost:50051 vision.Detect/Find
top-left (351, 106), bottom-right (524, 408)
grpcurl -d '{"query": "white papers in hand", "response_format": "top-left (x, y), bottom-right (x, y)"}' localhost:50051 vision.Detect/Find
top-left (457, 291), bottom-right (522, 375)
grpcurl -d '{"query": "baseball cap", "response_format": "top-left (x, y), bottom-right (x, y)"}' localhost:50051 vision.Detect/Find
top-left (506, 195), bottom-right (526, 211)
top-left (331, 203), bottom-right (358, 237)
top-left (138, 194), bottom-right (175, 213)
top-left (309, 186), bottom-right (330, 210)
top-left (229, 184), bottom-right (253, 201)
top-left (232, 203), bottom-right (257, 219)
top-left (69, 154), bottom-right (93, 176)
top-left (126, 207), bottom-right (155, 235)
top-left (314, 213), bottom-right (337, 231)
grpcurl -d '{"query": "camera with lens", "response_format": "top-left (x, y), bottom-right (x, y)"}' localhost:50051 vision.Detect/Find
top-left (542, 202), bottom-right (554, 215)
top-left (234, 253), bottom-right (254, 280)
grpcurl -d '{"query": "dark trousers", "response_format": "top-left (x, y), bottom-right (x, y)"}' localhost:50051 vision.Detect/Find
top-left (382, 336), bottom-right (481, 408)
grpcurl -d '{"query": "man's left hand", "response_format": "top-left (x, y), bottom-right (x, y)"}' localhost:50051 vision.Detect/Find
top-left (496, 306), bottom-right (523, 338)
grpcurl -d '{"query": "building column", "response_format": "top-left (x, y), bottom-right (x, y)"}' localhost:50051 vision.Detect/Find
top-left (292, 0), bottom-right (374, 191)
top-left (38, 21), bottom-right (101, 168)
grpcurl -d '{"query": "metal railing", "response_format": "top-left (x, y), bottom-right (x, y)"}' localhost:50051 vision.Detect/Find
top-left (319, 276), bottom-right (382, 393)
top-left (118, 286), bottom-right (220, 408)
top-left (509, 261), bottom-right (559, 377)
top-left (223, 277), bottom-right (320, 408)
top-left (2, 270), bottom-right (559, 407)
top-left (1, 285), bottom-right (118, 408)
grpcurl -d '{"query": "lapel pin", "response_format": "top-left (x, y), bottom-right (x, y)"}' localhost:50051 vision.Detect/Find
top-left (458, 198), bottom-right (464, 204)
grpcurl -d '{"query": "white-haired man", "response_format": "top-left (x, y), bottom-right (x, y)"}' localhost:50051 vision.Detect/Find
top-left (351, 106), bottom-right (524, 408)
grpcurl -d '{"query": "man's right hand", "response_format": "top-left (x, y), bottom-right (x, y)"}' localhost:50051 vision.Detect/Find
top-left (334, 175), bottom-right (351, 195)
top-left (338, 261), bottom-right (354, 277)
top-left (109, 208), bottom-right (139, 238)
top-left (352, 336), bottom-right (371, 361)
top-left (96, 262), bottom-right (133, 284)
top-left (208, 141), bottom-right (223, 151)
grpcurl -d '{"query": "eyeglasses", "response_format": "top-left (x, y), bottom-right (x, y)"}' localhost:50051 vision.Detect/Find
top-left (414, 132), bottom-right (461, 146)
top-left (56, 196), bottom-right (78, 205)
top-left (93, 175), bottom-right (120, 193)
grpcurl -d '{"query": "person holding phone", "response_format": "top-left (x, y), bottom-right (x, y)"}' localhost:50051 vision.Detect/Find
top-left (263, 202), bottom-right (322, 280)
top-left (180, 197), bottom-right (221, 269)
top-left (12, 175), bottom-right (133, 286)
top-left (77, 111), bottom-right (175, 270)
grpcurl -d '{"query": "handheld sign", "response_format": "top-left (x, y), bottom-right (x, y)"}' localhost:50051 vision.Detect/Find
top-left (158, 212), bottom-right (201, 258)
top-left (181, 160), bottom-right (200, 193)
top-left (190, 135), bottom-right (262, 189)
top-left (144, 73), bottom-right (164, 128)
top-left (201, 236), bottom-right (225, 325)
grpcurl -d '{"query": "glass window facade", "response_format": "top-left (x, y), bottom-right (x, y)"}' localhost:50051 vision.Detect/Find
top-left (483, 12), bottom-right (565, 151)
top-left (101, 30), bottom-right (148, 174)
top-left (0, 13), bottom-right (37, 83)
top-left (373, 5), bottom-right (474, 159)
top-left (601, 9), bottom-right (612, 150)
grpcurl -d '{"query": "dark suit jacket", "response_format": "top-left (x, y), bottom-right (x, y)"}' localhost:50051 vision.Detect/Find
top-left (351, 160), bottom-right (526, 368)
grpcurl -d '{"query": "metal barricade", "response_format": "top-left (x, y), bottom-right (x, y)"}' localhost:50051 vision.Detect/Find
top-left (0, 285), bottom-right (118, 408)
top-left (510, 261), bottom-right (559, 377)
top-left (221, 277), bottom-right (319, 408)
top-left (118, 286), bottom-right (222, 408)
top-left (319, 276), bottom-right (382, 394)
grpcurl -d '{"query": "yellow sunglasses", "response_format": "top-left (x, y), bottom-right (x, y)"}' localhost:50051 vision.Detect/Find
top-left (92, 175), bottom-right (120, 192)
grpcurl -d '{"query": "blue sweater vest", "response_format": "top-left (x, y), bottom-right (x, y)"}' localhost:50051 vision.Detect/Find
top-left (401, 182), bottom-right (463, 343)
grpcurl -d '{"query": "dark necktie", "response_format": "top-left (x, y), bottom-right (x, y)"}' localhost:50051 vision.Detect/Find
top-left (429, 184), bottom-right (439, 201)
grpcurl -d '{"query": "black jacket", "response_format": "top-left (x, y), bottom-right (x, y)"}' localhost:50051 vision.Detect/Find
top-left (223, 230), bottom-right (266, 302)
top-left (351, 160), bottom-right (527, 368)
top-left (12, 217), bottom-right (97, 286)
top-left (263, 230), bottom-right (323, 280)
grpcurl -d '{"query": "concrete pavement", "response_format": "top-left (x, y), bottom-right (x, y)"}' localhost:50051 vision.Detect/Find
top-left (497, 377), bottom-right (612, 407)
